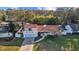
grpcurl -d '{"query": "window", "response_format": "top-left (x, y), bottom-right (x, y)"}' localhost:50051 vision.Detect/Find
top-left (28, 28), bottom-right (32, 31)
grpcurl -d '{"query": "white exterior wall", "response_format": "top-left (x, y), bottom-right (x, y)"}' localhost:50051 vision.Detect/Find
top-left (23, 28), bottom-right (38, 38)
top-left (15, 33), bottom-right (21, 37)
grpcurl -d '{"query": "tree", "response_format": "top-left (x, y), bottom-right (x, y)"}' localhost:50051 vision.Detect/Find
top-left (8, 21), bottom-right (15, 38)
top-left (64, 8), bottom-right (78, 24)
top-left (46, 17), bottom-right (58, 25)
top-left (0, 10), bottom-right (6, 21)
top-left (2, 15), bottom-right (6, 21)
top-left (54, 7), bottom-right (72, 25)
top-left (74, 8), bottom-right (79, 23)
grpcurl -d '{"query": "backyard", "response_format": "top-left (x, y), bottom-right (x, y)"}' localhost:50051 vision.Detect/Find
top-left (33, 34), bottom-right (79, 51)
top-left (0, 38), bottom-right (24, 51)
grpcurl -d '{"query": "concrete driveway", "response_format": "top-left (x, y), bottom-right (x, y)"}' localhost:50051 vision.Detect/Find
top-left (19, 38), bottom-right (34, 51)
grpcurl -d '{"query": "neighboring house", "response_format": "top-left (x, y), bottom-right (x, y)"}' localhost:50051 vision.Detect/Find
top-left (61, 23), bottom-right (79, 35)
top-left (61, 25), bottom-right (73, 35)
top-left (0, 22), bottom-right (13, 38)
top-left (69, 24), bottom-right (79, 33)
top-left (23, 23), bottom-right (60, 38)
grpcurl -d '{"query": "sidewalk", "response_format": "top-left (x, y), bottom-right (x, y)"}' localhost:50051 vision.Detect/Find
top-left (19, 38), bottom-right (34, 51)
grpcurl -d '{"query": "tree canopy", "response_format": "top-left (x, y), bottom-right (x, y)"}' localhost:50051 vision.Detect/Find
top-left (0, 7), bottom-right (79, 25)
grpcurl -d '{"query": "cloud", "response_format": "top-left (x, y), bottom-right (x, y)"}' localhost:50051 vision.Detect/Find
top-left (43, 7), bottom-right (56, 10)
top-left (10, 7), bottom-right (18, 9)
top-left (38, 7), bottom-right (43, 10)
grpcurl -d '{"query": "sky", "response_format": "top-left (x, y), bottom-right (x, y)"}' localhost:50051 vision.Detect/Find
top-left (0, 7), bottom-right (56, 10)
top-left (43, 7), bottom-right (56, 10)
top-left (37, 7), bottom-right (56, 10)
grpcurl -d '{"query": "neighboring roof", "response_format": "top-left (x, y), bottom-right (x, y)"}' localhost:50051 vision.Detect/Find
top-left (0, 22), bottom-right (9, 26)
top-left (24, 23), bottom-right (59, 32)
top-left (0, 26), bottom-right (9, 33)
top-left (70, 24), bottom-right (79, 31)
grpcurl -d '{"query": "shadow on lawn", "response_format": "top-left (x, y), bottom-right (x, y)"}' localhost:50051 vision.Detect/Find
top-left (0, 38), bottom-right (24, 46)
top-left (0, 38), bottom-right (24, 51)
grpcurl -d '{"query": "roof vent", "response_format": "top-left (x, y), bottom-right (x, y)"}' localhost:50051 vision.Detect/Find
top-left (43, 25), bottom-right (47, 27)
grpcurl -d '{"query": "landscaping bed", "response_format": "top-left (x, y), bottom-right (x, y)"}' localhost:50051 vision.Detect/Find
top-left (33, 35), bottom-right (79, 51)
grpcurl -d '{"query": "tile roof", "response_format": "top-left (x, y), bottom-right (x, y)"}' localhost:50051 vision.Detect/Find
top-left (37, 25), bottom-right (59, 32)
top-left (24, 23), bottom-right (37, 28)
top-left (24, 23), bottom-right (59, 32)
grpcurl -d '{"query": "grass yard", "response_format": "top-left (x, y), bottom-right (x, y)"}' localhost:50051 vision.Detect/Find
top-left (33, 34), bottom-right (79, 51)
top-left (0, 38), bottom-right (24, 51)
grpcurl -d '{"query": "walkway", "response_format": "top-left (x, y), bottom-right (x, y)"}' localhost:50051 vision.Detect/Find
top-left (19, 38), bottom-right (34, 51)
top-left (34, 33), bottom-right (54, 43)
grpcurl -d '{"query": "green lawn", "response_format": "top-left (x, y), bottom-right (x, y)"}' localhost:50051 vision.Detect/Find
top-left (0, 38), bottom-right (24, 51)
top-left (33, 35), bottom-right (79, 51)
